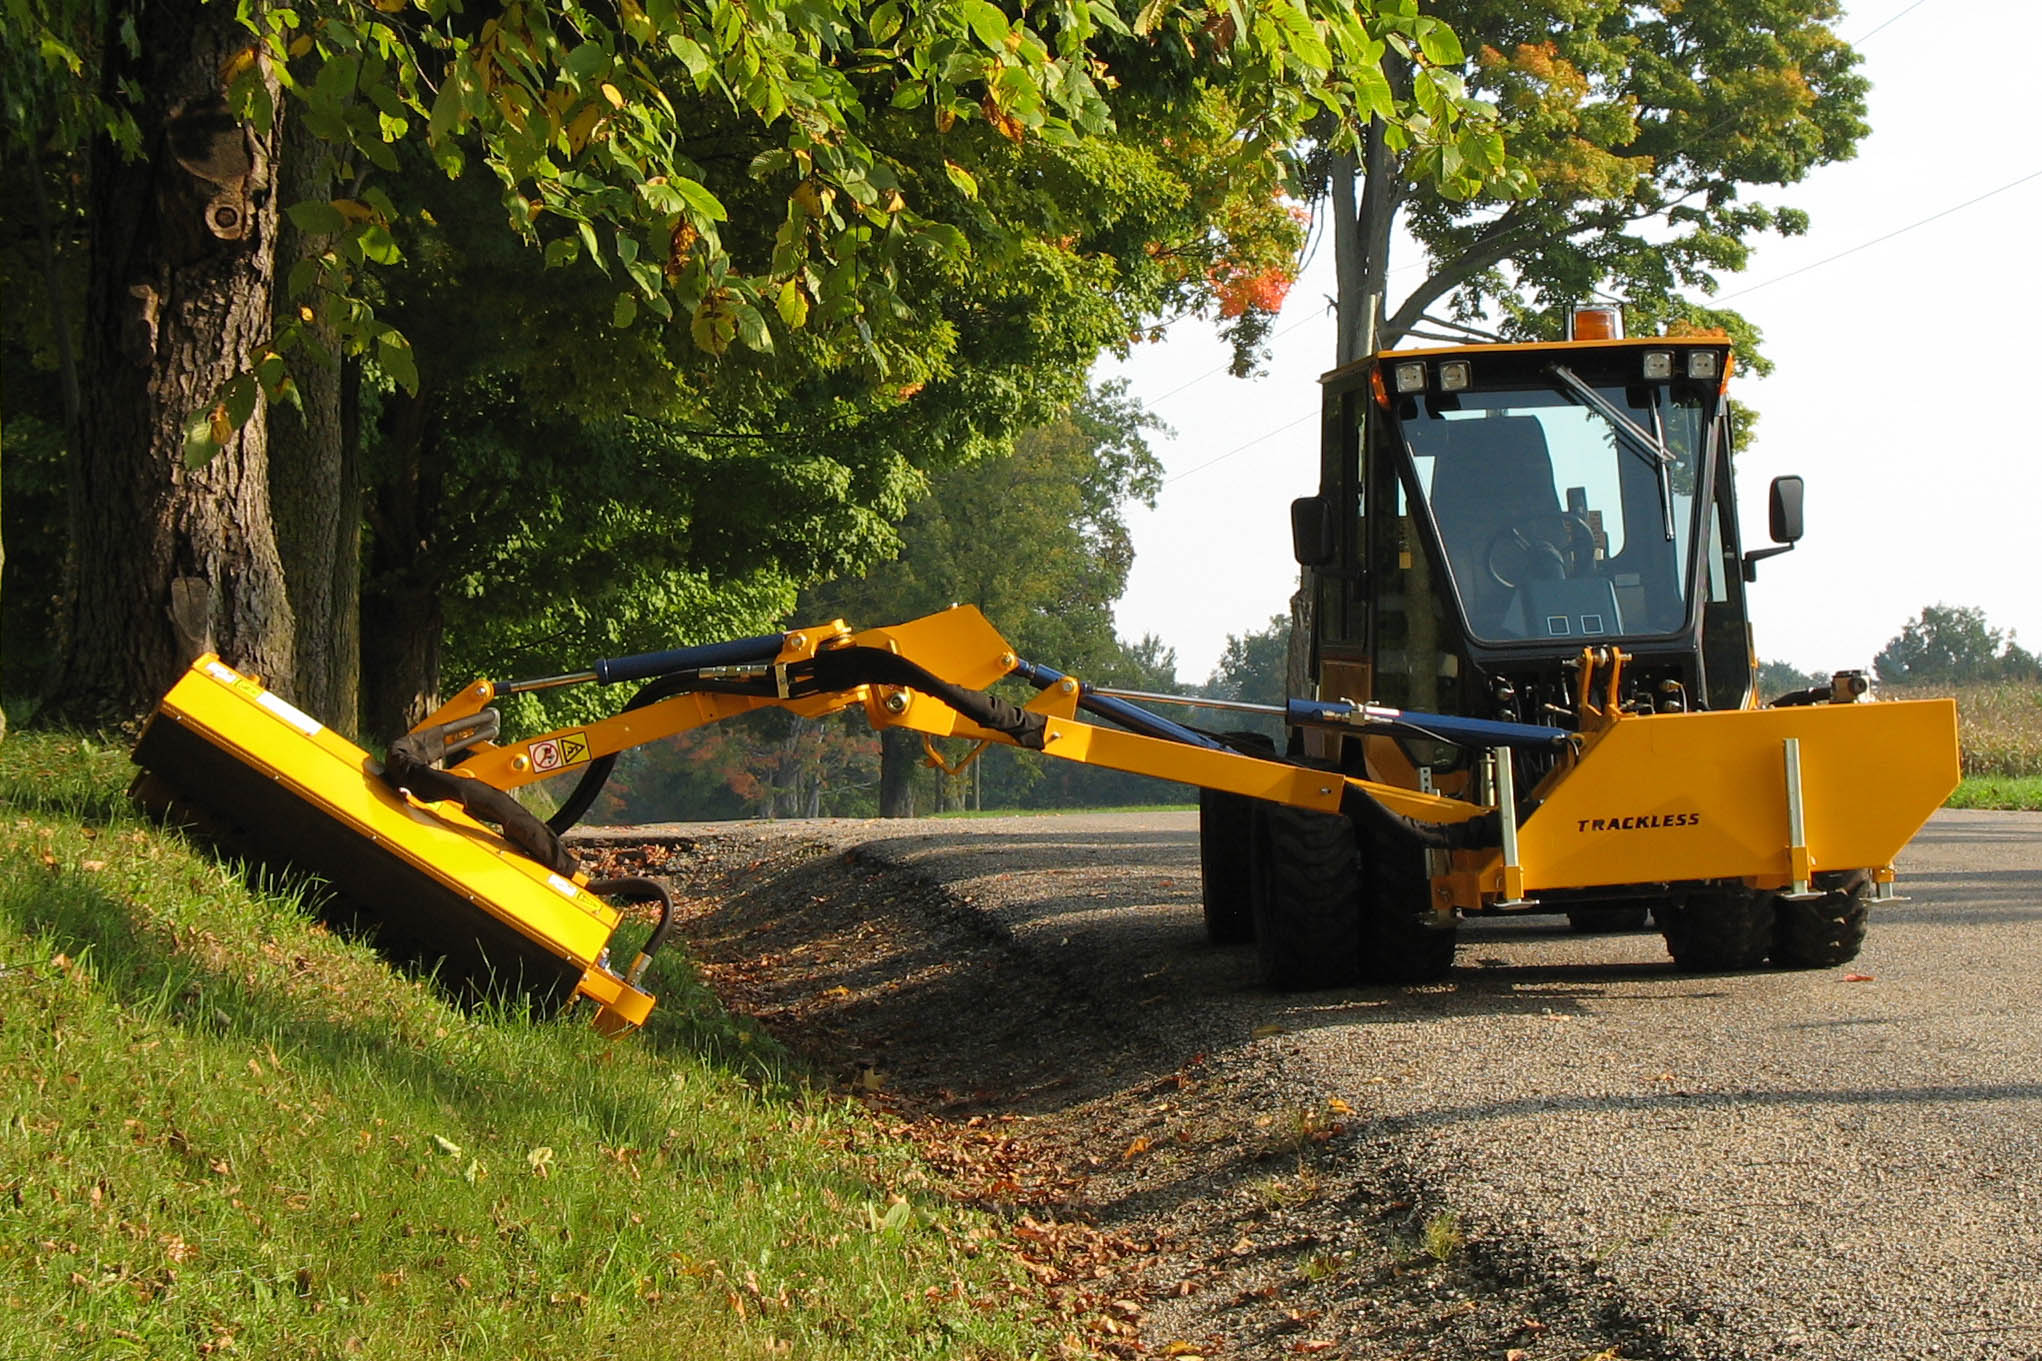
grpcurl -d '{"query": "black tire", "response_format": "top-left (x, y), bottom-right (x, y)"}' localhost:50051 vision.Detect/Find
top-left (1565, 905), bottom-right (1651, 933)
top-left (1250, 803), bottom-right (1363, 991)
top-left (1771, 872), bottom-right (1871, 968)
top-left (1357, 827), bottom-right (1455, 982)
top-left (1198, 788), bottom-right (1258, 945)
top-left (1659, 888), bottom-right (1776, 972)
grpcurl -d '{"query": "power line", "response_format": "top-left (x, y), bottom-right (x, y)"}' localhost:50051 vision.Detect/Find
top-left (1852, 0), bottom-right (1933, 44)
top-left (1713, 166), bottom-right (2042, 304)
top-left (1162, 412), bottom-right (1315, 485)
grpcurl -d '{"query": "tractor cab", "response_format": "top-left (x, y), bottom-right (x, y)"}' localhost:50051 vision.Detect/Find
top-left (1296, 318), bottom-right (1804, 755)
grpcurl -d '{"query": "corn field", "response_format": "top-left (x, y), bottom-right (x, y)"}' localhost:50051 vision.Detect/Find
top-left (1882, 683), bottom-right (2042, 777)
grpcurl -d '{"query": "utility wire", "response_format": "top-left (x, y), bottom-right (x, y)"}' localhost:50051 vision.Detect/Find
top-left (1162, 413), bottom-right (1315, 485)
top-left (1852, 0), bottom-right (1933, 44)
top-left (1712, 166), bottom-right (2042, 304)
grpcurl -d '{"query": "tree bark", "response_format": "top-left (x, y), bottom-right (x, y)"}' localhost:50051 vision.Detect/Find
top-left (48, 0), bottom-right (293, 722)
top-left (878, 726), bottom-right (919, 817)
top-left (269, 111), bottom-right (358, 732)
top-left (1332, 119), bottom-right (1401, 364)
top-left (360, 385), bottom-right (442, 740)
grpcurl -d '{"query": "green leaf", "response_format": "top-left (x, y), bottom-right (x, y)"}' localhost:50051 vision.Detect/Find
top-left (1414, 17), bottom-right (1464, 67)
top-left (181, 408), bottom-right (221, 470)
top-left (775, 277), bottom-right (808, 328)
top-left (732, 302), bottom-right (772, 353)
top-left (964, 0), bottom-right (1008, 51)
top-left (377, 330), bottom-right (419, 393)
top-left (612, 292), bottom-right (638, 328)
top-left (943, 161), bottom-right (978, 199)
top-left (564, 43), bottom-right (610, 81)
top-left (667, 33), bottom-right (710, 81)
top-left (543, 236), bottom-right (580, 268)
top-left (221, 372), bottom-right (260, 430)
top-left (670, 176), bottom-right (728, 222)
top-left (286, 200), bottom-right (347, 236)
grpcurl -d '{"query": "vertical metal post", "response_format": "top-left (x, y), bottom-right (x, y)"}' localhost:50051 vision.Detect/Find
top-left (1493, 745), bottom-right (1527, 905)
top-left (1783, 736), bottom-right (1812, 897)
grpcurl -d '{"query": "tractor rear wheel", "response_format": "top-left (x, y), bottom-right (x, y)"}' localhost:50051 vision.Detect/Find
top-left (1198, 788), bottom-right (1257, 945)
top-left (1660, 888), bottom-right (1775, 972)
top-left (1250, 803), bottom-right (1363, 990)
top-left (1358, 828), bottom-right (1455, 982)
top-left (1771, 872), bottom-right (1871, 968)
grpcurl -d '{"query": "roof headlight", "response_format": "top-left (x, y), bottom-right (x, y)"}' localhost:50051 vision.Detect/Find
top-left (1393, 361), bottom-right (1428, 394)
top-left (1641, 351), bottom-right (1674, 381)
top-left (1686, 350), bottom-right (1720, 380)
top-left (1437, 360), bottom-right (1472, 392)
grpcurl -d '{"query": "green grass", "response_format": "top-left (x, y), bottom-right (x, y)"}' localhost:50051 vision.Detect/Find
top-left (1947, 775), bottom-right (2042, 811)
top-left (0, 733), bottom-right (1045, 1360)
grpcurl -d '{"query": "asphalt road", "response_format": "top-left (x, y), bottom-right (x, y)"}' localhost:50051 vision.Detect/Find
top-left (821, 807), bottom-right (2042, 1359)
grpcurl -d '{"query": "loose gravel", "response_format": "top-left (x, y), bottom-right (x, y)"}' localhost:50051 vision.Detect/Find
top-left (578, 810), bottom-right (2042, 1360)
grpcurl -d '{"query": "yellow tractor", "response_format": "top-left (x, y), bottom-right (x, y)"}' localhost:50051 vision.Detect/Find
top-left (130, 311), bottom-right (1959, 1027)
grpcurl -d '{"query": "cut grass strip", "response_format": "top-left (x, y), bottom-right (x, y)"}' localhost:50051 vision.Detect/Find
top-left (0, 733), bottom-right (1045, 1360)
top-left (1947, 775), bottom-right (2042, 812)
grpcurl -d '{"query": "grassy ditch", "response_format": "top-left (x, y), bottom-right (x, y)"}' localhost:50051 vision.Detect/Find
top-left (0, 733), bottom-right (1046, 1360)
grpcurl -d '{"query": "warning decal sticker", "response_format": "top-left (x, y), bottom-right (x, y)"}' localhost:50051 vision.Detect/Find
top-left (529, 731), bottom-right (592, 773)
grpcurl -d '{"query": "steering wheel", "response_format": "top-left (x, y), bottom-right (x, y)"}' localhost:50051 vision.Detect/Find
top-left (1486, 514), bottom-right (1597, 589)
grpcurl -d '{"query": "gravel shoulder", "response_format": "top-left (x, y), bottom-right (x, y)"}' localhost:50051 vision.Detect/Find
top-left (576, 810), bottom-right (2042, 1361)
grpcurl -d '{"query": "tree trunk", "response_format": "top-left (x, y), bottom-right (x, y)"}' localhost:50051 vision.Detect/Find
top-left (360, 386), bottom-right (442, 740)
top-left (1332, 119), bottom-right (1400, 364)
top-left (269, 110), bottom-right (357, 731)
top-left (878, 726), bottom-right (919, 817)
top-left (48, 0), bottom-right (293, 722)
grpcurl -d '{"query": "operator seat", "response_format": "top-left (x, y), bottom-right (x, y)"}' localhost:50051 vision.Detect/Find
top-left (1416, 415), bottom-right (1561, 637)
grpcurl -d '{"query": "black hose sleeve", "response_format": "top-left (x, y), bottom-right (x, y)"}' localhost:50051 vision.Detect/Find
top-left (587, 875), bottom-right (675, 968)
top-left (1339, 783), bottom-right (1501, 853)
top-left (382, 733), bottom-right (578, 876)
top-left (804, 647), bottom-right (1048, 750)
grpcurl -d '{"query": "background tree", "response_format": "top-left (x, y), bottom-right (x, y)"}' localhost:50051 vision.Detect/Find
top-left (1326, 0), bottom-right (1868, 363)
top-left (1874, 605), bottom-right (2040, 688)
top-left (1756, 658), bottom-right (1822, 698)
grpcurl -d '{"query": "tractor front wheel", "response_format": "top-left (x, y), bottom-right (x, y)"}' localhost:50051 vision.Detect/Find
top-left (1771, 872), bottom-right (1871, 968)
top-left (1660, 888), bottom-right (1776, 972)
top-left (1250, 804), bottom-right (1363, 991)
top-left (1358, 829), bottom-right (1455, 982)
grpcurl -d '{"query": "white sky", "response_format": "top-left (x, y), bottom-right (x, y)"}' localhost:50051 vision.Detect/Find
top-left (1100, 0), bottom-right (2042, 685)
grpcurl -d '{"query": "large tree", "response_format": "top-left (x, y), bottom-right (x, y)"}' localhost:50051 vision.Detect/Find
top-left (1327, 0), bottom-right (1868, 361)
top-left (20, 0), bottom-right (1509, 726)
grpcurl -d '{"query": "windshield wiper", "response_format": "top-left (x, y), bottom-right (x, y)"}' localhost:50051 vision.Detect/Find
top-left (1548, 363), bottom-right (1676, 542)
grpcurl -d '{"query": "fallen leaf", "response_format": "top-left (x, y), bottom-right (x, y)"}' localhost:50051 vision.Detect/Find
top-left (430, 1134), bottom-right (462, 1157)
top-left (1251, 1024), bottom-right (1284, 1039)
top-left (1326, 1097), bottom-right (1354, 1115)
top-left (1122, 1136), bottom-right (1151, 1160)
top-left (1843, 973), bottom-right (1875, 983)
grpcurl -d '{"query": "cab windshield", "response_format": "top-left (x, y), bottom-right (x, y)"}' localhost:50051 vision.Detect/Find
top-left (1394, 380), bottom-right (1713, 644)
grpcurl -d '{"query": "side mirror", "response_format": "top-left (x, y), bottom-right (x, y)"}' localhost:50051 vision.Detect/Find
top-left (1768, 474), bottom-right (1805, 544)
top-left (1744, 474), bottom-right (1805, 581)
top-left (1290, 495), bottom-right (1336, 568)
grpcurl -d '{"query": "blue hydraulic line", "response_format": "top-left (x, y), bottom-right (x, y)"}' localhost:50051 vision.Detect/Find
top-left (591, 633), bottom-right (788, 685)
top-left (1009, 659), bottom-right (1233, 751)
top-left (1285, 699), bottom-right (1569, 749)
